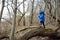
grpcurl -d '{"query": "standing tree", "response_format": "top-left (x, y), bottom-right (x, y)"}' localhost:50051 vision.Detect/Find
top-left (0, 0), bottom-right (5, 32)
top-left (23, 0), bottom-right (25, 26)
top-left (30, 0), bottom-right (34, 26)
top-left (7, 0), bottom-right (11, 20)
top-left (9, 0), bottom-right (17, 40)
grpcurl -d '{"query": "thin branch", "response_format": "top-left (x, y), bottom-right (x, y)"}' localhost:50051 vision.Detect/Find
top-left (18, 13), bottom-right (25, 25)
top-left (17, 0), bottom-right (26, 7)
top-left (5, 0), bottom-right (27, 7)
top-left (7, 0), bottom-right (11, 19)
top-left (2, 18), bottom-right (12, 24)
top-left (18, 9), bottom-right (29, 25)
top-left (17, 8), bottom-right (23, 14)
top-left (17, 1), bottom-right (29, 25)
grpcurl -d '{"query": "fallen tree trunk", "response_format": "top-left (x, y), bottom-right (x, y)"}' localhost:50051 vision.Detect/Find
top-left (17, 28), bottom-right (60, 40)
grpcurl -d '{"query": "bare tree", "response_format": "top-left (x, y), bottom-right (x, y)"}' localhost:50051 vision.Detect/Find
top-left (7, 0), bottom-right (11, 19)
top-left (23, 0), bottom-right (25, 26)
top-left (30, 0), bottom-right (34, 26)
top-left (18, 0), bottom-right (29, 25)
top-left (0, 0), bottom-right (5, 32)
top-left (9, 0), bottom-right (17, 40)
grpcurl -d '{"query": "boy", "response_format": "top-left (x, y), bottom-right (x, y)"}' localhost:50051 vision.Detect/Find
top-left (38, 11), bottom-right (45, 28)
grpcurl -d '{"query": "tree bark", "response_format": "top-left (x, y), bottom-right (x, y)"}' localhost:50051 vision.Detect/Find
top-left (17, 28), bottom-right (60, 40)
top-left (30, 0), bottom-right (34, 26)
top-left (23, 0), bottom-right (25, 26)
top-left (0, 0), bottom-right (5, 32)
top-left (9, 0), bottom-right (17, 40)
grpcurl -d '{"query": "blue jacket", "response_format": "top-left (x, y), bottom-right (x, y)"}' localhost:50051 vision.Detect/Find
top-left (38, 11), bottom-right (45, 22)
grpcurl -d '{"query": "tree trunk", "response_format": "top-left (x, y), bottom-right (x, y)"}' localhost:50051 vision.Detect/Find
top-left (17, 28), bottom-right (60, 40)
top-left (23, 0), bottom-right (25, 26)
top-left (7, 0), bottom-right (11, 19)
top-left (0, 0), bottom-right (5, 32)
top-left (30, 0), bottom-right (34, 26)
top-left (9, 0), bottom-right (17, 40)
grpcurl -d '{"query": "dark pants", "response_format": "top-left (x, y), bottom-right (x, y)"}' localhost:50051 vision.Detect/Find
top-left (40, 21), bottom-right (45, 28)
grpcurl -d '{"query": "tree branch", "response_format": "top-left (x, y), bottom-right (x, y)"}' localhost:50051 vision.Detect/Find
top-left (2, 18), bottom-right (12, 24)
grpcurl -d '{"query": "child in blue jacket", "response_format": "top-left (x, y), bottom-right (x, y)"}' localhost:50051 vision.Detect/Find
top-left (38, 11), bottom-right (45, 28)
